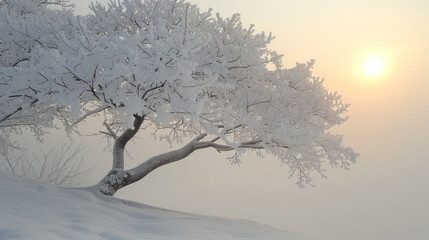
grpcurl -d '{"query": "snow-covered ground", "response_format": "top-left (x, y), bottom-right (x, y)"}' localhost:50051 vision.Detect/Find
top-left (0, 171), bottom-right (311, 240)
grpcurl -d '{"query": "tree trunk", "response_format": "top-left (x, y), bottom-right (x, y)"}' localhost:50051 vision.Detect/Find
top-left (95, 169), bottom-right (132, 196)
top-left (95, 141), bottom-right (196, 196)
top-left (94, 123), bottom-right (261, 196)
top-left (112, 114), bottom-right (144, 169)
top-left (95, 134), bottom-right (208, 196)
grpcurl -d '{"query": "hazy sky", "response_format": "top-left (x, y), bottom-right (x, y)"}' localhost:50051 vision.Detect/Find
top-left (46, 1), bottom-right (429, 239)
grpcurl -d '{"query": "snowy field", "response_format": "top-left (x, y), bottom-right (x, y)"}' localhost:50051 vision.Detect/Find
top-left (0, 171), bottom-right (311, 240)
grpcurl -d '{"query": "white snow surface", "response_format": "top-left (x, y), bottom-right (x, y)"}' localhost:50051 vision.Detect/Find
top-left (0, 171), bottom-right (310, 240)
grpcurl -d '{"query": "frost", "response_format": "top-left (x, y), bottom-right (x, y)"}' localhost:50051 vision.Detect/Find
top-left (0, 0), bottom-right (357, 187)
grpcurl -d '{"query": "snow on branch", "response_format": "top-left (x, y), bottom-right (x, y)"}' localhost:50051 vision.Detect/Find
top-left (71, 106), bottom-right (110, 126)
top-left (0, 0), bottom-right (357, 187)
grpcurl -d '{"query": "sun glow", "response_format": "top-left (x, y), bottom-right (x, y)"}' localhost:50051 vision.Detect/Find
top-left (364, 56), bottom-right (385, 75)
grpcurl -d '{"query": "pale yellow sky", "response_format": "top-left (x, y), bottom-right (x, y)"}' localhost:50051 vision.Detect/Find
top-left (63, 1), bottom-right (429, 239)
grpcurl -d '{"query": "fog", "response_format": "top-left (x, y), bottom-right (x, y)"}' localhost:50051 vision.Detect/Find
top-left (20, 1), bottom-right (429, 239)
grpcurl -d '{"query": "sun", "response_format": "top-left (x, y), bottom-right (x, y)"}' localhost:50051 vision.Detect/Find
top-left (364, 56), bottom-right (385, 75)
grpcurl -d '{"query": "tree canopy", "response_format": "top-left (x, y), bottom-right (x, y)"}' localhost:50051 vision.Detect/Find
top-left (0, 0), bottom-right (357, 192)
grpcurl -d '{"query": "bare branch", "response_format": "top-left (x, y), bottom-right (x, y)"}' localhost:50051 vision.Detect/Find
top-left (0, 107), bottom-right (22, 124)
top-left (103, 120), bottom-right (117, 139)
top-left (141, 81), bottom-right (166, 100)
top-left (246, 100), bottom-right (270, 112)
top-left (4, 153), bottom-right (16, 174)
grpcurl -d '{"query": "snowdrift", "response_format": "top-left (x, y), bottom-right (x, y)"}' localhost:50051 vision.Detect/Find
top-left (0, 171), bottom-right (310, 240)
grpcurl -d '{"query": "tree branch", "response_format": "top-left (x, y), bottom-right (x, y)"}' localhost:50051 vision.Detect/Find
top-left (71, 105), bottom-right (110, 126)
top-left (97, 133), bottom-right (262, 195)
top-left (4, 153), bottom-right (16, 174)
top-left (141, 81), bottom-right (166, 100)
top-left (0, 107), bottom-right (22, 125)
top-left (127, 137), bottom-right (262, 186)
top-left (112, 114), bottom-right (145, 169)
top-left (194, 138), bottom-right (263, 152)
top-left (102, 120), bottom-right (117, 138)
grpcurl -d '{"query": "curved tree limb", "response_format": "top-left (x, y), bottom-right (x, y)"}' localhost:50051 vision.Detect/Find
top-left (96, 133), bottom-right (263, 195)
top-left (112, 114), bottom-right (145, 169)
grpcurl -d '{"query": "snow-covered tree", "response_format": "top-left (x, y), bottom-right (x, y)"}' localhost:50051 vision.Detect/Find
top-left (0, 0), bottom-right (358, 195)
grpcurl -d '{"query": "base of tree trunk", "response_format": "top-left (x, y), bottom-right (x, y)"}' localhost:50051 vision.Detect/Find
top-left (96, 169), bottom-right (131, 196)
